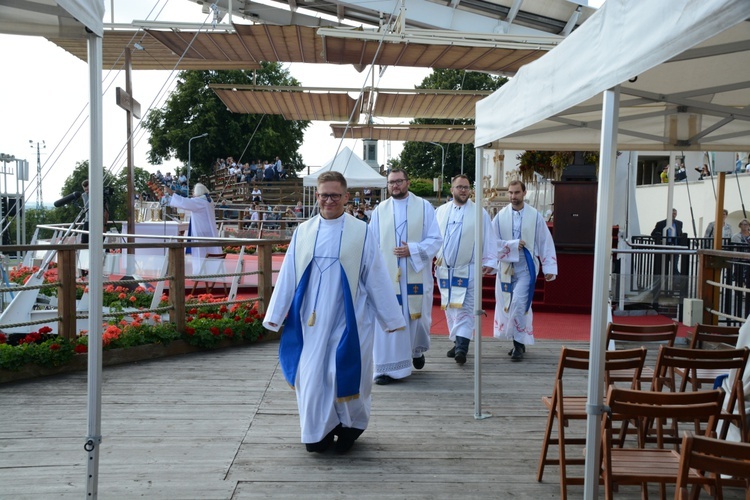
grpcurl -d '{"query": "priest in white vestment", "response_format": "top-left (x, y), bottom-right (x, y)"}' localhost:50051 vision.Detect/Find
top-left (369, 168), bottom-right (442, 385)
top-left (493, 180), bottom-right (557, 361)
top-left (164, 183), bottom-right (222, 274)
top-left (435, 175), bottom-right (498, 365)
top-left (263, 171), bottom-right (405, 453)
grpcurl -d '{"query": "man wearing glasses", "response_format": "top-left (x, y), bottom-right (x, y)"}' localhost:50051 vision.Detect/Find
top-left (369, 169), bottom-right (442, 385)
top-left (435, 175), bottom-right (497, 365)
top-left (493, 180), bottom-right (557, 362)
top-left (263, 171), bottom-right (405, 454)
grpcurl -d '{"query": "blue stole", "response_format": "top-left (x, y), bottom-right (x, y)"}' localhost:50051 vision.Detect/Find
top-left (521, 247), bottom-right (536, 313)
top-left (278, 263), bottom-right (362, 401)
top-left (278, 216), bottom-right (365, 402)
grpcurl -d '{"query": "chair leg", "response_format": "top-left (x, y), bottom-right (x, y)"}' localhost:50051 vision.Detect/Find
top-left (557, 407), bottom-right (569, 500)
top-left (537, 408), bottom-right (556, 482)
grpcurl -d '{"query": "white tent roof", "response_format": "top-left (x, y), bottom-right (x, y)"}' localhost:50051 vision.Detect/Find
top-left (303, 146), bottom-right (386, 188)
top-left (476, 0), bottom-right (750, 151)
top-left (0, 0), bottom-right (103, 38)
top-left (474, 2), bottom-right (750, 498)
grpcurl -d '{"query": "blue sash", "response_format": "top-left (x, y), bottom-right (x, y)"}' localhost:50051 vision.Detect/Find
top-left (278, 262), bottom-right (311, 388)
top-left (522, 247), bottom-right (536, 313)
top-left (278, 262), bottom-right (362, 401)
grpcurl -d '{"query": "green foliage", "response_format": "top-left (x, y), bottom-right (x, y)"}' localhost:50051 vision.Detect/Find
top-left (397, 69), bottom-right (507, 181)
top-left (408, 178), bottom-right (437, 198)
top-left (0, 338), bottom-right (76, 371)
top-left (144, 64), bottom-right (310, 179)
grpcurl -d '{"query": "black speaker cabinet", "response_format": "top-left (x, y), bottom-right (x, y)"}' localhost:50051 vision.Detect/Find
top-left (551, 181), bottom-right (597, 249)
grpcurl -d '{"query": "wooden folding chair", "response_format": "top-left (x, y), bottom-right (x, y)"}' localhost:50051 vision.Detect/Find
top-left (607, 322), bottom-right (678, 388)
top-left (601, 387), bottom-right (724, 500)
top-left (537, 346), bottom-right (647, 500)
top-left (191, 253), bottom-right (229, 296)
top-left (651, 345), bottom-right (750, 443)
top-left (675, 433), bottom-right (750, 500)
top-left (687, 323), bottom-right (741, 350)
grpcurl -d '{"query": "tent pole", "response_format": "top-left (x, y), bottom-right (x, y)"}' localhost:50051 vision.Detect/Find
top-left (583, 87), bottom-right (620, 500)
top-left (473, 147), bottom-right (491, 420)
top-left (85, 31), bottom-right (105, 500)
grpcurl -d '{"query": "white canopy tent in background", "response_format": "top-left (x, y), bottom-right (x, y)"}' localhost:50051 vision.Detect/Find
top-left (0, 1), bottom-right (105, 497)
top-left (474, 1), bottom-right (750, 498)
top-left (302, 146), bottom-right (386, 211)
top-left (302, 146), bottom-right (387, 187)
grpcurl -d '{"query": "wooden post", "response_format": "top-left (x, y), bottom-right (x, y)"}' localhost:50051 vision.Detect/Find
top-left (57, 249), bottom-right (77, 340)
top-left (168, 246), bottom-right (186, 333)
top-left (257, 242), bottom-right (273, 314)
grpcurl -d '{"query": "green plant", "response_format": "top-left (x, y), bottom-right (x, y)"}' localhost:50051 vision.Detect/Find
top-left (409, 178), bottom-right (438, 197)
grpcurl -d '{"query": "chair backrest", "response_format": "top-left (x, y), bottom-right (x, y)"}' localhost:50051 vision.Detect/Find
top-left (688, 323), bottom-right (741, 350)
top-left (607, 322), bottom-right (678, 346)
top-left (603, 387), bottom-right (724, 448)
top-left (652, 345), bottom-right (749, 394)
top-left (674, 433), bottom-right (750, 499)
top-left (551, 346), bottom-right (648, 391)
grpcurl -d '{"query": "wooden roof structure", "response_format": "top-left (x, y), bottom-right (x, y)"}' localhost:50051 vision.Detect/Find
top-left (47, 24), bottom-right (556, 73)
top-left (330, 124), bottom-right (475, 144)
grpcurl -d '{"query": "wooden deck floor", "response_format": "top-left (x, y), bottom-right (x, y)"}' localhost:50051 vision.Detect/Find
top-left (0, 336), bottom-right (746, 499)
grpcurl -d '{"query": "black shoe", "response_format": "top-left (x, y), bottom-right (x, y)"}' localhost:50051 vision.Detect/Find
top-left (412, 354), bottom-right (425, 370)
top-left (334, 427), bottom-right (363, 454)
top-left (447, 345), bottom-right (456, 358)
top-left (508, 341), bottom-right (526, 356)
top-left (511, 342), bottom-right (524, 361)
top-left (375, 375), bottom-right (394, 385)
top-left (454, 351), bottom-right (467, 364)
top-left (305, 428), bottom-right (336, 453)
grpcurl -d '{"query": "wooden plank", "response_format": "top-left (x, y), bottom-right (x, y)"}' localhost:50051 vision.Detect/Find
top-left (0, 336), bottom-right (746, 499)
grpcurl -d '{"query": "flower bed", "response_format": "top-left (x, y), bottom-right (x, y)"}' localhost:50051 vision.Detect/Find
top-left (0, 294), bottom-right (268, 380)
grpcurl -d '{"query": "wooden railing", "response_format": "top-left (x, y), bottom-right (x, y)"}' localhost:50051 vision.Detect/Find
top-left (0, 239), bottom-right (286, 340)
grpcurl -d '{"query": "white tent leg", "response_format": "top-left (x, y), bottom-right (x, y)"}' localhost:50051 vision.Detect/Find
top-left (86, 31), bottom-right (104, 500)
top-left (583, 87), bottom-right (620, 500)
top-left (474, 147), bottom-right (491, 420)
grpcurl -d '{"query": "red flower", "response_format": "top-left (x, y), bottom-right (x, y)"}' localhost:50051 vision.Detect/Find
top-left (219, 305), bottom-right (228, 314)
top-left (189, 308), bottom-right (198, 314)
top-left (118, 292), bottom-right (126, 300)
top-left (39, 326), bottom-right (53, 334)
top-left (49, 343), bottom-right (61, 351)
top-left (0, 333), bottom-right (6, 344)
top-left (210, 326), bottom-right (220, 336)
top-left (223, 327), bottom-right (233, 335)
top-left (129, 296), bottom-right (137, 303)
top-left (185, 327), bottom-right (195, 336)
top-left (74, 344), bottom-right (88, 354)
top-left (234, 316), bottom-right (241, 322)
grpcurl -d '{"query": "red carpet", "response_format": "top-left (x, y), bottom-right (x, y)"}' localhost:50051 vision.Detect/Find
top-left (430, 305), bottom-right (691, 341)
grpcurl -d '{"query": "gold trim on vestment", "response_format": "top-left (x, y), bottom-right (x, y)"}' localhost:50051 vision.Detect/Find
top-left (336, 394), bottom-right (360, 403)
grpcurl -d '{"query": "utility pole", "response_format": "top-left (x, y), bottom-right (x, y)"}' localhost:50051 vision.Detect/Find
top-left (29, 140), bottom-right (45, 209)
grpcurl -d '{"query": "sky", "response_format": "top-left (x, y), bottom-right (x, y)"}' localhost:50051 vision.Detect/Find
top-left (0, 0), bottom-right (430, 206)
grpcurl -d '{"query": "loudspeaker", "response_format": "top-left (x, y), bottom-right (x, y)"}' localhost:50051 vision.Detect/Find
top-left (683, 298), bottom-right (703, 326)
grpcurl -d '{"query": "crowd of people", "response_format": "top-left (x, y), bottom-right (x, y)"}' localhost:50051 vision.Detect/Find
top-left (263, 170), bottom-right (557, 454)
top-left (214, 156), bottom-right (288, 185)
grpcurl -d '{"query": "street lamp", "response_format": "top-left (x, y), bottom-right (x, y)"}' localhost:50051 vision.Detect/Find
top-left (429, 142), bottom-right (445, 202)
top-left (187, 133), bottom-right (208, 195)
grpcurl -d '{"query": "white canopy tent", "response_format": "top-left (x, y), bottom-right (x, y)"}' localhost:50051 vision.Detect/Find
top-left (1, 1), bottom-right (105, 497)
top-left (302, 146), bottom-right (386, 213)
top-left (302, 146), bottom-right (387, 188)
top-left (474, 1), bottom-right (750, 498)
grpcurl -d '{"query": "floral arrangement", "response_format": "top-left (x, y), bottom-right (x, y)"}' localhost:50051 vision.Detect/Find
top-left (8, 263), bottom-right (71, 297)
top-left (222, 244), bottom-right (288, 254)
top-left (0, 296), bottom-right (265, 371)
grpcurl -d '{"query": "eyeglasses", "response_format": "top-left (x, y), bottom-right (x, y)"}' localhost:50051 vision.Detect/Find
top-left (387, 179), bottom-right (406, 186)
top-left (453, 185), bottom-right (471, 191)
top-left (317, 193), bottom-right (343, 202)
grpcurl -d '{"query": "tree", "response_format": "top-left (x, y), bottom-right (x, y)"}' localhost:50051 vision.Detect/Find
top-left (397, 70), bottom-right (507, 184)
top-left (144, 63), bottom-right (310, 180)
